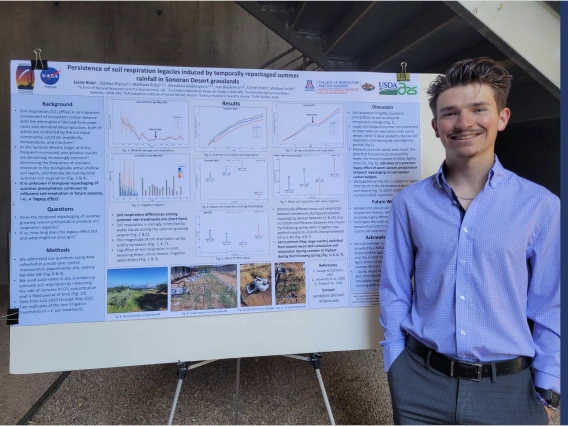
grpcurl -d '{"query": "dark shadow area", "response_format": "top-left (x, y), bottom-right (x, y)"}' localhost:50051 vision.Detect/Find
top-left (136, 292), bottom-right (168, 311)
top-left (496, 118), bottom-right (560, 197)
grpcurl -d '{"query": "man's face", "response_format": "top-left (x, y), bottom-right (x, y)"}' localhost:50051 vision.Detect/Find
top-left (431, 83), bottom-right (510, 162)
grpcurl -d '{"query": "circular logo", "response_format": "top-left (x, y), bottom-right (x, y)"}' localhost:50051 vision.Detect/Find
top-left (40, 68), bottom-right (60, 85)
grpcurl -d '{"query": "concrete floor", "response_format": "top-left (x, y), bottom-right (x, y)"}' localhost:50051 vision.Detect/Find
top-left (1, 285), bottom-right (561, 425)
top-left (28, 352), bottom-right (393, 425)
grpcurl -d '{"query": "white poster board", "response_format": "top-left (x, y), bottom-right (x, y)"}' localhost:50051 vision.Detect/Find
top-left (9, 61), bottom-right (443, 373)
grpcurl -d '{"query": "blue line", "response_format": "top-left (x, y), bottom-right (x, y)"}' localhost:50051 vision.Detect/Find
top-left (209, 114), bottom-right (264, 143)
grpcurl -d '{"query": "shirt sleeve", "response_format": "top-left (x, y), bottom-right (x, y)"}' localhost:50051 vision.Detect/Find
top-left (526, 200), bottom-right (560, 393)
top-left (379, 198), bottom-right (415, 372)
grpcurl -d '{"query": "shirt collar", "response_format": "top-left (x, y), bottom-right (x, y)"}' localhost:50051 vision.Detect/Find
top-left (436, 154), bottom-right (507, 190)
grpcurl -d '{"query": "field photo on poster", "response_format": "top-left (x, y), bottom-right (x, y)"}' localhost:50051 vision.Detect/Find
top-left (274, 262), bottom-right (307, 305)
top-left (240, 263), bottom-right (273, 307)
top-left (107, 267), bottom-right (168, 314)
top-left (170, 265), bottom-right (238, 311)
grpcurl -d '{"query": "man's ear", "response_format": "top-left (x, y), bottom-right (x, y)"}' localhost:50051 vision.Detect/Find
top-left (498, 108), bottom-right (511, 132)
top-left (431, 118), bottom-right (440, 138)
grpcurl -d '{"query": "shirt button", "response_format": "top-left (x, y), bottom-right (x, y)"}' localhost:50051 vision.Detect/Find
top-left (463, 227), bottom-right (468, 232)
top-left (461, 330), bottom-right (466, 336)
top-left (460, 296), bottom-right (465, 301)
top-left (460, 260), bottom-right (466, 266)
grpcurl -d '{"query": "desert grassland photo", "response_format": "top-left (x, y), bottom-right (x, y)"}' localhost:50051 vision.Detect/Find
top-left (171, 265), bottom-right (237, 311)
top-left (275, 262), bottom-right (307, 304)
top-left (107, 267), bottom-right (168, 314)
top-left (239, 263), bottom-right (273, 307)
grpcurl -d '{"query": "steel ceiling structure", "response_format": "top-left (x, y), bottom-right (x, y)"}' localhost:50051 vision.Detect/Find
top-left (236, 1), bottom-right (560, 124)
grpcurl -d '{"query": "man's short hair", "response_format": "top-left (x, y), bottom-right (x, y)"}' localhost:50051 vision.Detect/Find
top-left (427, 57), bottom-right (512, 119)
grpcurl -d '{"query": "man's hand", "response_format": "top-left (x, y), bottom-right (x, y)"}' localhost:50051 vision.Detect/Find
top-left (544, 406), bottom-right (553, 423)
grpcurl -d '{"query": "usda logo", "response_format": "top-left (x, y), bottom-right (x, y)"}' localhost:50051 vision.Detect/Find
top-left (379, 82), bottom-right (417, 96)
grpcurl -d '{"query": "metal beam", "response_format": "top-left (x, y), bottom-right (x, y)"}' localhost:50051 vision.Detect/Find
top-left (259, 47), bottom-right (296, 69)
top-left (422, 41), bottom-right (507, 73)
top-left (258, 2), bottom-right (289, 14)
top-left (294, 59), bottom-right (314, 71)
top-left (362, 2), bottom-right (458, 72)
top-left (278, 54), bottom-right (304, 69)
top-left (324, 2), bottom-right (376, 55)
top-left (445, 1), bottom-right (560, 98)
top-left (423, 42), bottom-right (536, 88)
top-left (236, 1), bottom-right (341, 70)
top-left (290, 1), bottom-right (307, 29)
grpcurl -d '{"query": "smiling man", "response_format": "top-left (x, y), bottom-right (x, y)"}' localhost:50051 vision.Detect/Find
top-left (379, 58), bottom-right (560, 425)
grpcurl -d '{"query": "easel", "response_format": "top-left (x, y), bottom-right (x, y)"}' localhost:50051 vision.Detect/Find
top-left (167, 354), bottom-right (336, 425)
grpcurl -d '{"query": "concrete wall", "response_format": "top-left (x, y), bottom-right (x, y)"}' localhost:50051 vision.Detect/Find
top-left (0, 1), bottom-right (291, 285)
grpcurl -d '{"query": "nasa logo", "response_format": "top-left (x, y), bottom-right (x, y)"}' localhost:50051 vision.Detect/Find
top-left (40, 68), bottom-right (61, 85)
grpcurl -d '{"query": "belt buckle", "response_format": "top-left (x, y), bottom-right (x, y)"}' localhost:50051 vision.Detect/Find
top-left (470, 363), bottom-right (482, 382)
top-left (451, 360), bottom-right (482, 381)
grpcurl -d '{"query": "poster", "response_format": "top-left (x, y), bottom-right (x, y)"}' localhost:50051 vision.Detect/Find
top-left (10, 61), bottom-right (420, 326)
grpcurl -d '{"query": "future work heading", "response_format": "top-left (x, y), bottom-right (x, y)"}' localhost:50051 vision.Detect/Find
top-left (67, 64), bottom-right (300, 85)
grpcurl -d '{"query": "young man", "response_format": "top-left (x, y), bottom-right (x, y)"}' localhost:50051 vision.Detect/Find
top-left (379, 58), bottom-right (560, 425)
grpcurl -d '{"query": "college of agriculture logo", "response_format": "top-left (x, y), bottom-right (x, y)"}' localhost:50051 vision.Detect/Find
top-left (40, 67), bottom-right (62, 85)
top-left (15, 64), bottom-right (34, 91)
top-left (362, 83), bottom-right (375, 91)
top-left (305, 80), bottom-right (315, 91)
top-left (378, 82), bottom-right (417, 95)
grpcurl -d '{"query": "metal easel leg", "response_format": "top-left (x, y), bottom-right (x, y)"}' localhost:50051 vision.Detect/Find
top-left (168, 361), bottom-right (188, 425)
top-left (309, 353), bottom-right (336, 425)
top-left (167, 360), bottom-right (218, 425)
top-left (234, 358), bottom-right (241, 424)
top-left (281, 353), bottom-right (336, 425)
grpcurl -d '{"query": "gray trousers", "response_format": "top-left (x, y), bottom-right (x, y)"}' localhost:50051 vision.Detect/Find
top-left (387, 347), bottom-right (549, 425)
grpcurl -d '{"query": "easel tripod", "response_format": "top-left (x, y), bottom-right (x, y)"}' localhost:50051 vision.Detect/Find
top-left (167, 353), bottom-right (336, 425)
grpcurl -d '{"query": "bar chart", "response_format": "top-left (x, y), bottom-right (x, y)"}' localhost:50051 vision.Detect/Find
top-left (109, 154), bottom-right (190, 202)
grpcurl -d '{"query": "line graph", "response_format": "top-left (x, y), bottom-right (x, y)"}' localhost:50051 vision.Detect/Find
top-left (196, 210), bottom-right (270, 256)
top-left (108, 99), bottom-right (189, 147)
top-left (195, 106), bottom-right (267, 151)
top-left (274, 103), bottom-right (344, 147)
top-left (196, 158), bottom-right (268, 203)
top-left (273, 154), bottom-right (345, 198)
top-left (209, 114), bottom-right (264, 145)
top-left (119, 113), bottom-right (185, 143)
top-left (281, 108), bottom-right (340, 142)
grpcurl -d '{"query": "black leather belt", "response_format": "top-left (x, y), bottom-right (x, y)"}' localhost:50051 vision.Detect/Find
top-left (406, 335), bottom-right (531, 381)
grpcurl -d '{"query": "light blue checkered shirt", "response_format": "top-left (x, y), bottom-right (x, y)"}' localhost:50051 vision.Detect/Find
top-left (379, 156), bottom-right (560, 392)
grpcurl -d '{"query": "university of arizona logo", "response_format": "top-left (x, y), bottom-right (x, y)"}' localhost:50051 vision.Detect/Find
top-left (16, 65), bottom-right (34, 91)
